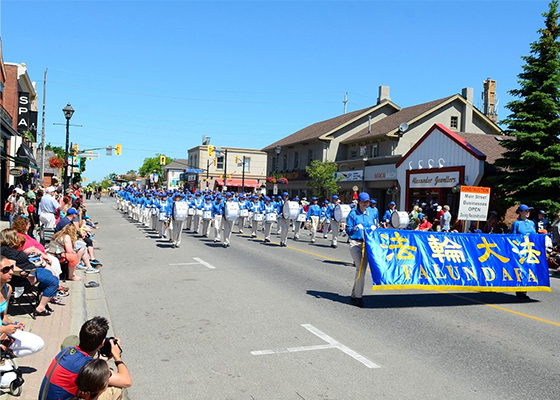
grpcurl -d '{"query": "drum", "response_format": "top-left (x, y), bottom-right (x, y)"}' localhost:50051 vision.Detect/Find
top-left (174, 202), bottom-right (189, 221)
top-left (158, 212), bottom-right (167, 221)
top-left (391, 211), bottom-right (409, 229)
top-left (240, 209), bottom-right (249, 218)
top-left (202, 210), bottom-right (212, 220)
top-left (224, 202), bottom-right (240, 222)
top-left (151, 207), bottom-right (157, 216)
top-left (296, 213), bottom-right (307, 222)
top-left (282, 201), bottom-right (300, 219)
top-left (195, 209), bottom-right (203, 217)
top-left (333, 204), bottom-right (351, 222)
top-left (265, 213), bottom-right (278, 223)
top-left (253, 213), bottom-right (265, 222)
top-left (187, 208), bottom-right (196, 216)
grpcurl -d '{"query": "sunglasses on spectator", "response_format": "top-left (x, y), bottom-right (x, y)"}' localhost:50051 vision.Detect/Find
top-left (1, 265), bottom-right (14, 274)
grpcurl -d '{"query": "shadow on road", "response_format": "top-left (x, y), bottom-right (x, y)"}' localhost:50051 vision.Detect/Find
top-left (306, 290), bottom-right (537, 308)
top-left (322, 259), bottom-right (354, 267)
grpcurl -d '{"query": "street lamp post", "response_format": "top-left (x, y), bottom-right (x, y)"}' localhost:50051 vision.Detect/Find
top-left (62, 103), bottom-right (75, 190)
top-left (275, 145), bottom-right (281, 172)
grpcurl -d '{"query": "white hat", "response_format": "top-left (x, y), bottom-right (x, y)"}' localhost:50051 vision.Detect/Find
top-left (15, 188), bottom-right (24, 195)
top-left (46, 186), bottom-right (56, 193)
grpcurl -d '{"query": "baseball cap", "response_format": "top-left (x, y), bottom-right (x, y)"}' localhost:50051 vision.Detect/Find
top-left (358, 192), bottom-right (370, 202)
top-left (332, 195), bottom-right (339, 200)
top-left (517, 204), bottom-right (533, 213)
top-left (389, 201), bottom-right (396, 206)
top-left (67, 207), bottom-right (78, 215)
top-left (46, 186), bottom-right (56, 193)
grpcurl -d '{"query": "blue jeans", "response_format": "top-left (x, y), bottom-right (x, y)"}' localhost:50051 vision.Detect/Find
top-left (35, 268), bottom-right (60, 298)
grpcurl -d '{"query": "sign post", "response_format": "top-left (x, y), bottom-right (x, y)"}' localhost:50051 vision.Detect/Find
top-left (458, 186), bottom-right (491, 231)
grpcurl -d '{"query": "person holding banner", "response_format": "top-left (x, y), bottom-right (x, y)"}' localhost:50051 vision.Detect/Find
top-left (511, 204), bottom-right (536, 300)
top-left (346, 192), bottom-right (377, 308)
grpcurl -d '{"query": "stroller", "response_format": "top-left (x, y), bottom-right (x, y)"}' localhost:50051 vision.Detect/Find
top-left (0, 338), bottom-right (25, 396)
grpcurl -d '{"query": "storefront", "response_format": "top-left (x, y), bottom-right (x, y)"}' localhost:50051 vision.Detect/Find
top-left (396, 124), bottom-right (487, 215)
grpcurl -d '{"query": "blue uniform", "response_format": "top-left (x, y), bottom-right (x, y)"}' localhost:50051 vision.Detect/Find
top-left (346, 207), bottom-right (377, 240)
top-left (511, 219), bottom-right (536, 235)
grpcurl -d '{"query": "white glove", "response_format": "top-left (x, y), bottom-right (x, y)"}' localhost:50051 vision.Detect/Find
top-left (355, 224), bottom-right (364, 231)
top-left (371, 225), bottom-right (377, 231)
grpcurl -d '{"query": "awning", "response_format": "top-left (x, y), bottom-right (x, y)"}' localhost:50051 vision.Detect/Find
top-left (16, 142), bottom-right (39, 169)
top-left (218, 179), bottom-right (259, 188)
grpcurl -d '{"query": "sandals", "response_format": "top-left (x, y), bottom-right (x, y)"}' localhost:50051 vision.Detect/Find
top-left (85, 281), bottom-right (100, 288)
top-left (33, 309), bottom-right (51, 317)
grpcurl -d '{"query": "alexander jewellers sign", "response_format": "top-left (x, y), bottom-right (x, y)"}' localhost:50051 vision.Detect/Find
top-left (409, 171), bottom-right (459, 189)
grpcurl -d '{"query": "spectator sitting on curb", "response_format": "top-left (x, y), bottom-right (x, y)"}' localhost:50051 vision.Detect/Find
top-left (38, 316), bottom-right (132, 400)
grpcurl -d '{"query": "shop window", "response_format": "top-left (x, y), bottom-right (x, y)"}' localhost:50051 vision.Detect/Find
top-left (371, 144), bottom-right (379, 158)
top-left (217, 156), bottom-right (224, 169)
top-left (450, 116), bottom-right (459, 129)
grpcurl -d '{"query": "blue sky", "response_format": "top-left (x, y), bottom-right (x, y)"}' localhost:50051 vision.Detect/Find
top-left (1, 0), bottom-right (551, 182)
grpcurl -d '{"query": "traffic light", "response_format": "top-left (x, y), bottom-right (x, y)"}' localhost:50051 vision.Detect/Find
top-left (213, 158), bottom-right (217, 166)
top-left (208, 145), bottom-right (215, 157)
top-left (160, 155), bottom-right (166, 165)
top-left (73, 143), bottom-right (78, 156)
top-left (235, 156), bottom-right (239, 163)
top-left (115, 144), bottom-right (122, 155)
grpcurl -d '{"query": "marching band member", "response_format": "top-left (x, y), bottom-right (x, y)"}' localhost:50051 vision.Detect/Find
top-left (156, 193), bottom-right (168, 238)
top-left (170, 193), bottom-right (188, 248)
top-left (329, 195), bottom-right (340, 248)
top-left (222, 193), bottom-right (237, 248)
top-left (321, 200), bottom-right (330, 238)
top-left (184, 193), bottom-right (194, 231)
top-left (192, 192), bottom-right (204, 234)
top-left (292, 196), bottom-right (304, 241)
top-left (237, 194), bottom-right (249, 234)
top-left (346, 192), bottom-right (377, 308)
top-left (262, 196), bottom-right (276, 243)
top-left (382, 201), bottom-right (396, 228)
top-left (277, 192), bottom-right (290, 247)
top-left (369, 198), bottom-right (380, 227)
top-left (250, 195), bottom-right (262, 238)
top-left (200, 195), bottom-right (214, 238)
top-left (306, 197), bottom-right (321, 243)
top-left (212, 195), bottom-right (225, 243)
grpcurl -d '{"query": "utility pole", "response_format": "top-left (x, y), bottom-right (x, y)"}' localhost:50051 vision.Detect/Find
top-left (40, 69), bottom-right (47, 183)
top-left (241, 156), bottom-right (246, 194)
top-left (206, 159), bottom-right (210, 189)
top-left (223, 149), bottom-right (228, 191)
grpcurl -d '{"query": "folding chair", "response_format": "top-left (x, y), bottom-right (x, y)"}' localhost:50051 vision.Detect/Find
top-left (9, 274), bottom-right (40, 320)
top-left (40, 227), bottom-right (56, 247)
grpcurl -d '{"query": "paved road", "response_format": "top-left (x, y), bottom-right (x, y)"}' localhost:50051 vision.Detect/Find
top-left (89, 198), bottom-right (560, 400)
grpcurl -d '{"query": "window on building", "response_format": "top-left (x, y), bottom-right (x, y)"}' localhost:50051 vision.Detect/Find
top-left (217, 156), bottom-right (224, 169)
top-left (283, 154), bottom-right (288, 170)
top-left (351, 150), bottom-right (358, 159)
top-left (450, 116), bottom-right (459, 129)
top-left (294, 152), bottom-right (299, 169)
top-left (371, 144), bottom-right (379, 158)
top-left (244, 157), bottom-right (251, 172)
top-left (272, 156), bottom-right (277, 171)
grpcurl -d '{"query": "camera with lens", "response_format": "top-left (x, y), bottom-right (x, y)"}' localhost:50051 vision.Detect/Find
top-left (98, 337), bottom-right (122, 358)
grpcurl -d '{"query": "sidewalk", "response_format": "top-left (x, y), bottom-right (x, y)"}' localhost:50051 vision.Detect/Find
top-left (0, 213), bottom-right (94, 399)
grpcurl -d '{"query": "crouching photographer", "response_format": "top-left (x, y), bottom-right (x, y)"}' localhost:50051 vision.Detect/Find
top-left (39, 316), bottom-right (132, 400)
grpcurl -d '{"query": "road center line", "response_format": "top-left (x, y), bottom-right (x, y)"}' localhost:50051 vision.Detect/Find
top-left (251, 324), bottom-right (380, 369)
top-left (192, 257), bottom-right (216, 269)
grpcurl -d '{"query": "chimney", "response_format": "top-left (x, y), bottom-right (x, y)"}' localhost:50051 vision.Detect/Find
top-left (461, 87), bottom-right (474, 104)
top-left (377, 86), bottom-right (390, 104)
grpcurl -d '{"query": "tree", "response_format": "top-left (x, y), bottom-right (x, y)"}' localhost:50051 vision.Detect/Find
top-left (305, 160), bottom-right (340, 198)
top-left (495, 0), bottom-right (560, 215)
top-left (138, 154), bottom-right (174, 185)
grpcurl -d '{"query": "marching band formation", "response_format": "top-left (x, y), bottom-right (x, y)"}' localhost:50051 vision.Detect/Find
top-left (114, 188), bottom-right (370, 249)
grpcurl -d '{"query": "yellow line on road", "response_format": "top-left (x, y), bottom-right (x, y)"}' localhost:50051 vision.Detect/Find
top-left (439, 290), bottom-right (560, 328)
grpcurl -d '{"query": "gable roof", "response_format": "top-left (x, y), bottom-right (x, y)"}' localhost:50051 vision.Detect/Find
top-left (262, 101), bottom-right (399, 151)
top-left (396, 123), bottom-right (506, 168)
top-left (163, 158), bottom-right (189, 171)
top-left (342, 95), bottom-right (456, 144)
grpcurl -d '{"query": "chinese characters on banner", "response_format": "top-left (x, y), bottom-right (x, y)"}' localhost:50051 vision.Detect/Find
top-left (364, 230), bottom-right (550, 292)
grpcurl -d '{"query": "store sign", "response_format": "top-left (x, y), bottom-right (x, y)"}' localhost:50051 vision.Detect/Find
top-left (9, 167), bottom-right (23, 177)
top-left (365, 165), bottom-right (397, 181)
top-left (335, 170), bottom-right (363, 182)
top-left (458, 185), bottom-right (491, 222)
top-left (17, 92), bottom-right (30, 132)
top-left (187, 174), bottom-right (197, 182)
top-left (409, 171), bottom-right (459, 188)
